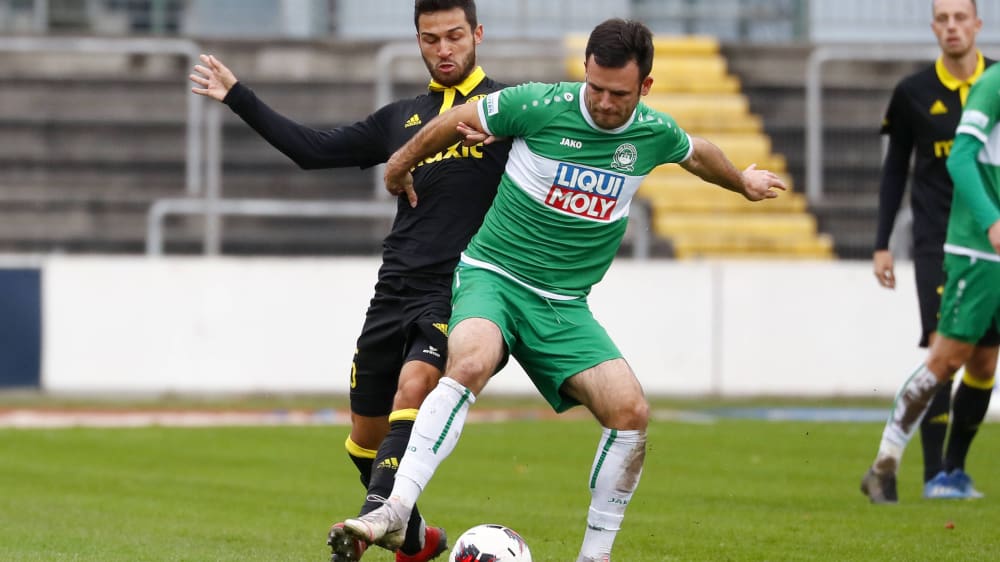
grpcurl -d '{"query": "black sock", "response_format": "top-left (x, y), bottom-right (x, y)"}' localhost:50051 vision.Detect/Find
top-left (346, 435), bottom-right (377, 523)
top-left (944, 377), bottom-right (993, 473)
top-left (348, 451), bottom-right (374, 489)
top-left (363, 418), bottom-right (425, 555)
top-left (918, 382), bottom-right (951, 482)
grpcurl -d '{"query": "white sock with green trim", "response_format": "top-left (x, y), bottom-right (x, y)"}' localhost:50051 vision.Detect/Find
top-left (392, 377), bottom-right (476, 509)
top-left (579, 427), bottom-right (646, 560)
top-left (874, 363), bottom-right (947, 474)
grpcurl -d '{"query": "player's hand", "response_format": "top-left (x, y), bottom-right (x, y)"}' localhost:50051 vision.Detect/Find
top-left (740, 164), bottom-right (787, 201)
top-left (873, 249), bottom-right (896, 289)
top-left (457, 121), bottom-right (498, 147)
top-left (989, 219), bottom-right (1000, 254)
top-left (384, 154), bottom-right (418, 207)
top-left (190, 54), bottom-right (238, 101)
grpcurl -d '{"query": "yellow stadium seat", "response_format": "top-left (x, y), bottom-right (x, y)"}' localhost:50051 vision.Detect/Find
top-left (652, 35), bottom-right (721, 56)
top-left (641, 187), bottom-right (807, 214)
top-left (564, 33), bottom-right (832, 260)
top-left (670, 235), bottom-right (835, 260)
top-left (565, 33), bottom-right (721, 57)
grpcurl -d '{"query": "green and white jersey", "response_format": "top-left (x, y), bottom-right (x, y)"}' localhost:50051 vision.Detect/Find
top-left (467, 81), bottom-right (692, 298)
top-left (951, 65), bottom-right (1000, 261)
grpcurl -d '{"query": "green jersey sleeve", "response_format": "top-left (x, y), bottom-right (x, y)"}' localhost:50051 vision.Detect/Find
top-left (479, 82), bottom-right (574, 139)
top-left (651, 111), bottom-right (692, 166)
top-left (955, 77), bottom-right (1000, 143)
top-left (948, 133), bottom-right (1000, 233)
top-left (952, 69), bottom-right (1000, 234)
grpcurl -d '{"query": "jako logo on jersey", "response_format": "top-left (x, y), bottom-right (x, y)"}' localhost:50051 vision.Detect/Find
top-left (547, 162), bottom-right (624, 221)
top-left (561, 138), bottom-right (583, 149)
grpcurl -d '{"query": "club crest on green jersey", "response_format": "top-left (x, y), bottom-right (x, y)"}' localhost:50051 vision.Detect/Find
top-left (612, 143), bottom-right (637, 172)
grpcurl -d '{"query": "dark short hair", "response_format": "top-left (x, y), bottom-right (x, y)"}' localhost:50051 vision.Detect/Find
top-left (414, 0), bottom-right (478, 30)
top-left (932, 0), bottom-right (978, 16)
top-left (585, 18), bottom-right (654, 81)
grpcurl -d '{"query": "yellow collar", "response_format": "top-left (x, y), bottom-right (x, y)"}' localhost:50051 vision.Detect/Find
top-left (428, 66), bottom-right (486, 95)
top-left (936, 51), bottom-right (985, 90)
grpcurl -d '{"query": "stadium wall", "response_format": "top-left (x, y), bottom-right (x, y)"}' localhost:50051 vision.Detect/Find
top-left (0, 266), bottom-right (42, 388)
top-left (31, 256), bottom-right (942, 400)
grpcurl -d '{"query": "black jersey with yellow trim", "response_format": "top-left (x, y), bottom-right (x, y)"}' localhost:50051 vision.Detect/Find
top-left (223, 66), bottom-right (511, 277)
top-left (876, 53), bottom-right (995, 254)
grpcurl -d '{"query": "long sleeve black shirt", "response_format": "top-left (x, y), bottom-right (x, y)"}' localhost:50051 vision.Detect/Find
top-left (223, 68), bottom-right (511, 278)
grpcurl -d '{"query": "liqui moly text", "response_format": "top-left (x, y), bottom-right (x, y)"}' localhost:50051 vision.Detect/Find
top-left (546, 162), bottom-right (625, 221)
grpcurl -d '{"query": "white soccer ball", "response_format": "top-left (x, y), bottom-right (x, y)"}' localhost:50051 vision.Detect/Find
top-left (448, 523), bottom-right (532, 562)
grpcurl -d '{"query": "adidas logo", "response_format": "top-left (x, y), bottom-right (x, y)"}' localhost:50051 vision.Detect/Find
top-left (404, 114), bottom-right (422, 128)
top-left (377, 457), bottom-right (399, 470)
top-left (928, 412), bottom-right (949, 424)
top-left (930, 100), bottom-right (948, 115)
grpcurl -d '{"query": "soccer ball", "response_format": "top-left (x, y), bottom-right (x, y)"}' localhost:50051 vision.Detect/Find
top-left (448, 523), bottom-right (532, 562)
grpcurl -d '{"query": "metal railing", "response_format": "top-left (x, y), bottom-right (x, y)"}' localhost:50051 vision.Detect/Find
top-left (804, 44), bottom-right (941, 203)
top-left (145, 198), bottom-right (397, 255)
top-left (145, 39), bottom-right (653, 257)
top-left (15, 0), bottom-right (1000, 44)
top-left (0, 36), bottom-right (205, 197)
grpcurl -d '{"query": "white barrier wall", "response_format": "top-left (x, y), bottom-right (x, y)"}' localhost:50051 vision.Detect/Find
top-left (43, 256), bottom-right (929, 398)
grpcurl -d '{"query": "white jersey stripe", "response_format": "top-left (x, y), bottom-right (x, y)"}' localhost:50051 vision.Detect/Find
top-left (957, 124), bottom-right (989, 143)
top-left (503, 138), bottom-right (644, 222)
top-left (944, 243), bottom-right (1000, 262)
top-left (459, 253), bottom-right (580, 300)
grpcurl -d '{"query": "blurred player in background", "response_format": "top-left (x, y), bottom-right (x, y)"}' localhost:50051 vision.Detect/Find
top-left (190, 1), bottom-right (510, 559)
top-left (862, 57), bottom-right (1000, 505)
top-left (872, 0), bottom-right (998, 499)
top-left (332, 18), bottom-right (785, 561)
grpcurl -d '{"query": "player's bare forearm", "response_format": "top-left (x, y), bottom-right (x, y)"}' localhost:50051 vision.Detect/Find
top-left (680, 136), bottom-right (786, 201)
top-left (386, 104), bottom-right (479, 178)
top-left (385, 103), bottom-right (481, 206)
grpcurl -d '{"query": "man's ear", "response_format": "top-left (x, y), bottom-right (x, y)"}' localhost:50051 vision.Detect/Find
top-left (640, 75), bottom-right (654, 96)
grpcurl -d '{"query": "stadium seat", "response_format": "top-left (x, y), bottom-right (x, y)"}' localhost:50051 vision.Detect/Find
top-left (657, 213), bottom-right (834, 259)
top-left (565, 33), bottom-right (832, 260)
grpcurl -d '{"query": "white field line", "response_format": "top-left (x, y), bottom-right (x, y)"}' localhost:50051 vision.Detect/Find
top-left (0, 408), bottom-right (590, 428)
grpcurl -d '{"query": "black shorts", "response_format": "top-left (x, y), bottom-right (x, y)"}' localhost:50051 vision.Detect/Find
top-left (914, 252), bottom-right (1000, 348)
top-left (348, 274), bottom-right (451, 417)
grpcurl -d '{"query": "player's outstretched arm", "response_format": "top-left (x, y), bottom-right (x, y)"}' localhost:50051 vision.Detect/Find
top-left (385, 102), bottom-right (482, 207)
top-left (680, 136), bottom-right (786, 201)
top-left (189, 54), bottom-right (238, 102)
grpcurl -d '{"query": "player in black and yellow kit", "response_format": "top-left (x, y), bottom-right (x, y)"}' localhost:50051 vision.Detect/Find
top-left (873, 0), bottom-right (998, 500)
top-left (190, 1), bottom-right (510, 559)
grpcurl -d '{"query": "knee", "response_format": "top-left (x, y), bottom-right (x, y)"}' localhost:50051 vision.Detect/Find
top-left (607, 398), bottom-right (649, 431)
top-left (927, 355), bottom-right (965, 380)
top-left (393, 372), bottom-right (440, 410)
top-left (445, 355), bottom-right (494, 393)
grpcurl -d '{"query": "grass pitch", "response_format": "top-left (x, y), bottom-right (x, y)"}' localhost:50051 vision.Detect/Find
top-left (1, 405), bottom-right (998, 561)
